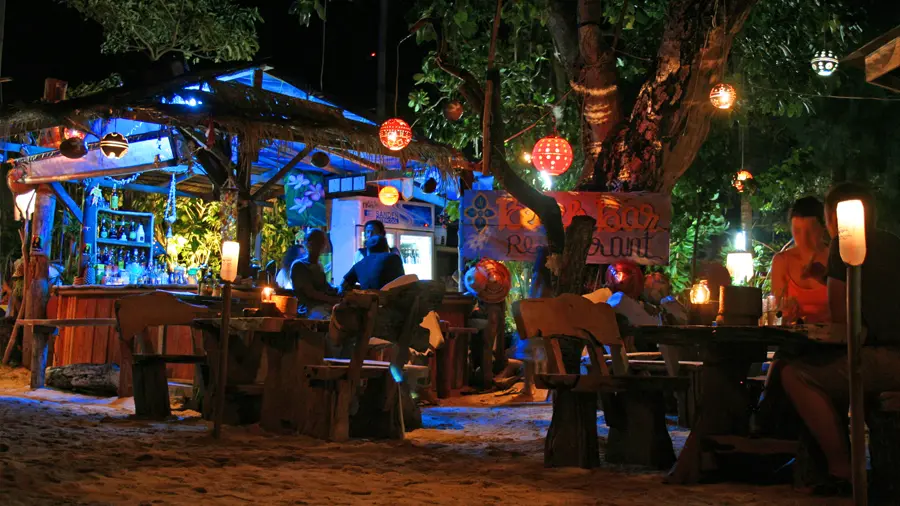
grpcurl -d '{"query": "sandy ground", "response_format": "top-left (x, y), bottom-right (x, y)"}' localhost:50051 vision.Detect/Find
top-left (0, 366), bottom-right (848, 506)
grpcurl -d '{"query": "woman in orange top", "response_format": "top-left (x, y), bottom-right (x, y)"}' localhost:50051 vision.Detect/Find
top-left (755, 196), bottom-right (830, 438)
top-left (769, 196), bottom-right (830, 324)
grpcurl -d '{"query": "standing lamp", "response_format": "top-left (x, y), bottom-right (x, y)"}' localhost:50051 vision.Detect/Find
top-left (213, 241), bottom-right (240, 439)
top-left (836, 200), bottom-right (867, 506)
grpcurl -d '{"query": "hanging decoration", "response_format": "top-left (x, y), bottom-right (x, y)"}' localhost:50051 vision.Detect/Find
top-left (400, 178), bottom-right (414, 201)
top-left (423, 177), bottom-right (438, 194)
top-left (709, 83), bottom-right (737, 110)
top-left (463, 258), bottom-right (511, 304)
top-left (164, 172), bottom-right (178, 238)
top-left (220, 178), bottom-right (239, 241)
top-left (379, 118), bottom-right (413, 151)
top-left (311, 151), bottom-right (331, 168)
top-left (378, 185), bottom-right (400, 206)
top-left (811, 50), bottom-right (839, 77)
top-left (100, 132), bottom-right (129, 159)
top-left (60, 137), bottom-right (87, 159)
top-left (443, 101), bottom-right (464, 122)
top-left (89, 185), bottom-right (104, 207)
top-left (733, 169), bottom-right (753, 192)
top-left (531, 135), bottom-right (573, 176)
top-left (605, 261), bottom-right (644, 299)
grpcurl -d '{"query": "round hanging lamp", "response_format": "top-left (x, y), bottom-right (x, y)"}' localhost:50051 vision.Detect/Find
top-left (60, 137), bottom-right (87, 159)
top-left (423, 177), bottom-right (438, 194)
top-left (531, 135), bottom-right (573, 176)
top-left (733, 169), bottom-right (753, 192)
top-left (709, 83), bottom-right (736, 110)
top-left (811, 50), bottom-right (839, 76)
top-left (379, 118), bottom-right (412, 151)
top-left (379, 185), bottom-right (400, 206)
top-left (443, 101), bottom-right (464, 122)
top-left (311, 152), bottom-right (331, 168)
top-left (100, 132), bottom-right (129, 159)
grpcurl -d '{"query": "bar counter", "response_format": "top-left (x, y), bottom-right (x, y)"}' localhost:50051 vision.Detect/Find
top-left (51, 284), bottom-right (201, 380)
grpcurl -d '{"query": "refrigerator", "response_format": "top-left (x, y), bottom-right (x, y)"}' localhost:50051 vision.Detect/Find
top-left (330, 197), bottom-right (435, 285)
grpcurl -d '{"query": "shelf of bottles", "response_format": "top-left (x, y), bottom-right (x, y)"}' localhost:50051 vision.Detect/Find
top-left (88, 209), bottom-right (167, 286)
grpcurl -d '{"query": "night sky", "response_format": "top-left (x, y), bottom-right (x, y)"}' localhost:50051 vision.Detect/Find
top-left (2, 0), bottom-right (426, 116)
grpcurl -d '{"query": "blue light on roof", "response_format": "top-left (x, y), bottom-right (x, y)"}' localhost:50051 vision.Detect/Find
top-left (161, 95), bottom-right (202, 107)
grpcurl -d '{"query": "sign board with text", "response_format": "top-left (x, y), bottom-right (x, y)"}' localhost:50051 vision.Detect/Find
top-left (460, 191), bottom-right (671, 265)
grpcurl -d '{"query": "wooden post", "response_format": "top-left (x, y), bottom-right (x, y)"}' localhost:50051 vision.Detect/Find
top-left (22, 186), bottom-right (55, 370)
top-left (847, 265), bottom-right (867, 506)
top-left (212, 281), bottom-right (233, 439)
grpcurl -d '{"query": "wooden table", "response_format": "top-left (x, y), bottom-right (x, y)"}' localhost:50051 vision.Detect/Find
top-left (631, 324), bottom-right (845, 484)
top-left (192, 317), bottom-right (330, 426)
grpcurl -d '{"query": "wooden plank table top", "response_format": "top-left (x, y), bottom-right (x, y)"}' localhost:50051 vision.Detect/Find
top-left (192, 317), bottom-right (331, 334)
top-left (631, 323), bottom-right (846, 346)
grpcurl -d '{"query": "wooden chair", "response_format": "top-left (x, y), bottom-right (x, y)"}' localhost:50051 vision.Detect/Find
top-left (115, 291), bottom-right (216, 419)
top-left (513, 294), bottom-right (689, 469)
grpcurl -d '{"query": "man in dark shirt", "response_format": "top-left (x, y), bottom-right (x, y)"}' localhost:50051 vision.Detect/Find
top-left (341, 235), bottom-right (405, 292)
top-left (781, 182), bottom-right (900, 493)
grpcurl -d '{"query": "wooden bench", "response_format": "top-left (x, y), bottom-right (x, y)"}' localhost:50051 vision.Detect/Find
top-left (513, 294), bottom-right (689, 469)
top-left (115, 292), bottom-right (216, 419)
top-left (20, 318), bottom-right (118, 389)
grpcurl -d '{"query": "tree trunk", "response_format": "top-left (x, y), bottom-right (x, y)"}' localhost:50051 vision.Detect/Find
top-left (593, 0), bottom-right (758, 192)
top-left (23, 186), bottom-right (55, 370)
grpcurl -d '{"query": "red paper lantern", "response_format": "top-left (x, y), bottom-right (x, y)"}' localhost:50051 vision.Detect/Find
top-left (531, 135), bottom-right (573, 176)
top-left (709, 83), bottom-right (736, 110)
top-left (379, 185), bottom-right (400, 206)
top-left (443, 101), bottom-right (464, 122)
top-left (605, 261), bottom-right (643, 299)
top-left (379, 118), bottom-right (413, 151)
top-left (464, 259), bottom-right (511, 303)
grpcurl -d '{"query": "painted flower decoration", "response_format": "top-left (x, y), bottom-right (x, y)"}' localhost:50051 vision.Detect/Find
top-left (463, 193), bottom-right (496, 233)
top-left (287, 173), bottom-right (310, 191)
top-left (290, 196), bottom-right (313, 214)
top-left (304, 183), bottom-right (324, 202)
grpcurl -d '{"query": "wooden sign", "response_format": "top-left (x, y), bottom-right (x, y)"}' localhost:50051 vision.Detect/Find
top-left (460, 191), bottom-right (671, 265)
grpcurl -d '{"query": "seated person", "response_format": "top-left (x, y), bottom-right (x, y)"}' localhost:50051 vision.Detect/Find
top-left (769, 196), bottom-right (830, 324)
top-left (341, 235), bottom-right (405, 292)
top-left (291, 229), bottom-right (340, 319)
top-left (354, 220), bottom-right (401, 263)
top-left (781, 183), bottom-right (900, 495)
top-left (275, 244), bottom-right (303, 290)
top-left (755, 197), bottom-right (831, 437)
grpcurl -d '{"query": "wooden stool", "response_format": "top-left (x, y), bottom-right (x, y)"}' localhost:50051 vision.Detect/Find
top-left (435, 324), bottom-right (477, 398)
top-left (869, 392), bottom-right (900, 502)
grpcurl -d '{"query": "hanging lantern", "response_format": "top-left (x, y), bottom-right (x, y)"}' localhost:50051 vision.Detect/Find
top-left (531, 135), bottom-right (573, 176)
top-left (379, 185), bottom-right (400, 206)
top-left (311, 152), bottom-right (331, 168)
top-left (605, 261), bottom-right (644, 299)
top-left (733, 169), bottom-right (753, 192)
top-left (99, 132), bottom-right (129, 159)
top-left (379, 118), bottom-right (413, 151)
top-left (463, 259), bottom-right (511, 304)
top-left (443, 101), bottom-right (464, 122)
top-left (60, 137), bottom-right (87, 159)
top-left (423, 177), bottom-right (438, 194)
top-left (811, 50), bottom-right (839, 77)
top-left (709, 83), bottom-right (736, 110)
top-left (690, 280), bottom-right (711, 304)
top-left (64, 128), bottom-right (85, 140)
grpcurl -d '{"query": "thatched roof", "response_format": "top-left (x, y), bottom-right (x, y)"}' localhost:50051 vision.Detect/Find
top-left (0, 63), bottom-right (468, 174)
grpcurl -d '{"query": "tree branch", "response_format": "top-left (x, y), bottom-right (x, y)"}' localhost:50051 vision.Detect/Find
top-left (412, 18), bottom-right (485, 113)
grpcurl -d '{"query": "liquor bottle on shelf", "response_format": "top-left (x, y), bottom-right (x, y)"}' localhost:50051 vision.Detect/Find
top-left (117, 248), bottom-right (125, 270)
top-left (118, 219), bottom-right (127, 241)
top-left (136, 223), bottom-right (145, 243)
top-left (128, 220), bottom-right (137, 241)
top-left (100, 218), bottom-right (108, 239)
